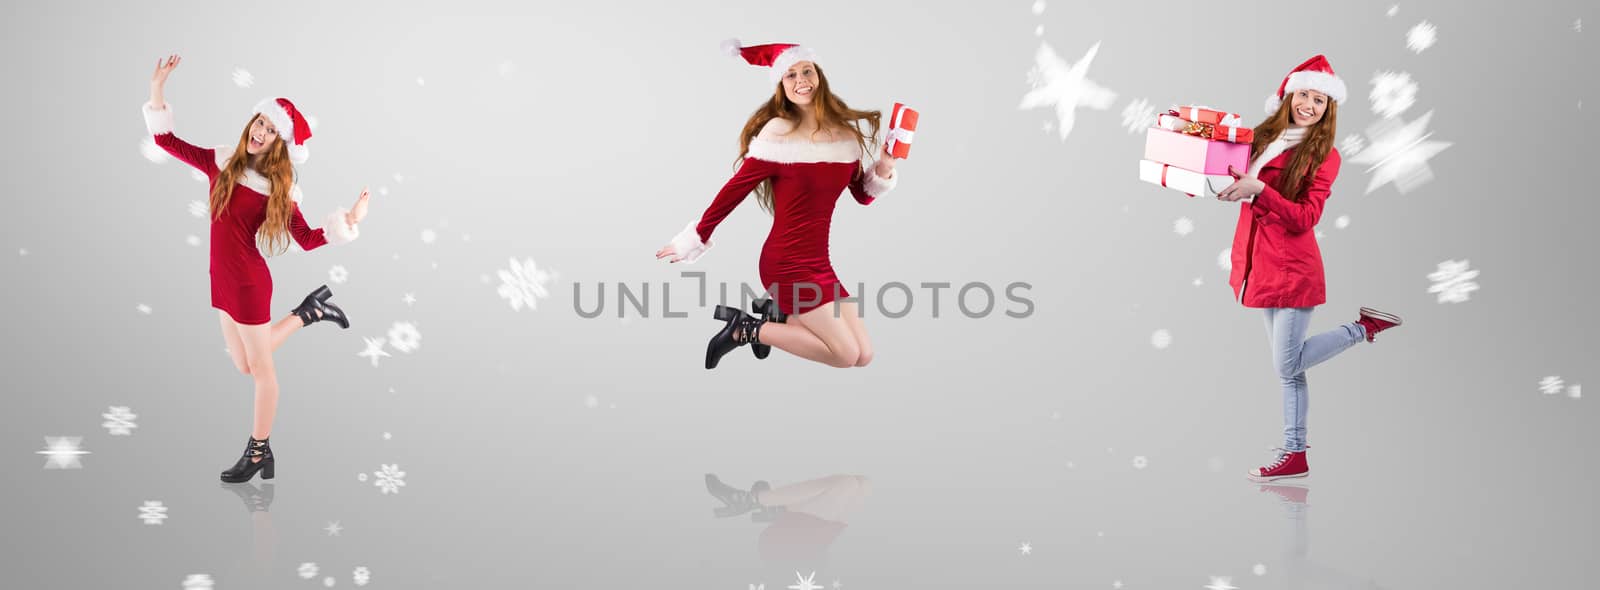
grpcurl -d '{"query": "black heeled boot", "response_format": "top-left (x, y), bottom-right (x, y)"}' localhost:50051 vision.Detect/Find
top-left (705, 473), bottom-right (771, 518)
top-left (291, 284), bottom-right (349, 329)
top-left (220, 437), bottom-right (275, 483)
top-left (749, 299), bottom-right (786, 360)
top-left (706, 305), bottom-right (766, 370)
top-left (220, 481), bottom-right (276, 512)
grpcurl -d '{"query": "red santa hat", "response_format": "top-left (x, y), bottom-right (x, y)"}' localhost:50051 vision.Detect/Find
top-left (721, 39), bottom-right (820, 84)
top-left (1264, 55), bottom-right (1347, 114)
top-left (252, 97), bottom-right (312, 164)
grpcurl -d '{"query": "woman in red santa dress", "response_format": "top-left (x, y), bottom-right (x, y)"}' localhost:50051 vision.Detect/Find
top-left (655, 41), bottom-right (904, 370)
top-left (143, 55), bottom-right (371, 483)
top-left (1214, 55), bottom-right (1403, 482)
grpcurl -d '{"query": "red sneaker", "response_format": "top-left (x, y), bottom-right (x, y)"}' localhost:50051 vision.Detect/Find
top-left (1356, 307), bottom-right (1402, 342)
top-left (1248, 449), bottom-right (1309, 482)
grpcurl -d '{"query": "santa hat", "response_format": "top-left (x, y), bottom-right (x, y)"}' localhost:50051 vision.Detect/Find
top-left (252, 97), bottom-right (312, 164)
top-left (1264, 55), bottom-right (1347, 114)
top-left (721, 39), bottom-right (819, 84)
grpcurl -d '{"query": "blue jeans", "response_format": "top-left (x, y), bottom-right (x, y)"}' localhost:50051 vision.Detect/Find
top-left (1263, 307), bottom-right (1367, 452)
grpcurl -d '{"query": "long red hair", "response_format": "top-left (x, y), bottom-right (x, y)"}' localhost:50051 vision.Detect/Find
top-left (1250, 96), bottom-right (1338, 201)
top-left (737, 64), bottom-right (881, 213)
top-left (210, 115), bottom-right (296, 255)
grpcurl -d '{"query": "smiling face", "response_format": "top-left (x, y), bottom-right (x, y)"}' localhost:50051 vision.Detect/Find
top-left (1288, 89), bottom-right (1329, 127)
top-left (781, 60), bottom-right (819, 105)
top-left (246, 114), bottom-right (279, 155)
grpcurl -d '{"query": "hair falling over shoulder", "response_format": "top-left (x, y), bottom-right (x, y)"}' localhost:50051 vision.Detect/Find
top-left (1250, 99), bottom-right (1338, 202)
top-left (736, 64), bottom-right (881, 213)
top-left (211, 115), bottom-right (297, 255)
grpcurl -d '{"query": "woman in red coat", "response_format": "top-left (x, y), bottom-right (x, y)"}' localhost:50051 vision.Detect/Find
top-left (1215, 56), bottom-right (1403, 481)
top-left (655, 41), bottom-right (903, 370)
top-left (144, 55), bottom-right (371, 483)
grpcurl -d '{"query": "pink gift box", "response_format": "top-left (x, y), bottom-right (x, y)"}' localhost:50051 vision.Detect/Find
top-left (1143, 127), bottom-right (1249, 176)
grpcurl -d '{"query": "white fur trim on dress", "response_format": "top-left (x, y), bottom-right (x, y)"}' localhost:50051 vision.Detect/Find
top-left (322, 207), bottom-right (359, 245)
top-left (861, 164), bottom-right (898, 198)
top-left (747, 138), bottom-right (863, 164)
top-left (667, 220), bottom-right (712, 264)
top-left (769, 46), bottom-right (819, 84)
top-left (142, 102), bottom-right (175, 135)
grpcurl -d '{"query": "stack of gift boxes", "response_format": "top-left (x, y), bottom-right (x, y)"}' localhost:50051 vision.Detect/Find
top-left (1138, 105), bottom-right (1255, 198)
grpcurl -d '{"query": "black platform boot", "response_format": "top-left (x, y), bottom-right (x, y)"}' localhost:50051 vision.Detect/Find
top-left (220, 437), bottom-right (275, 483)
top-left (749, 299), bottom-right (786, 360)
top-left (705, 473), bottom-right (771, 518)
top-left (706, 305), bottom-right (766, 370)
top-left (220, 481), bottom-right (276, 512)
top-left (291, 284), bottom-right (349, 329)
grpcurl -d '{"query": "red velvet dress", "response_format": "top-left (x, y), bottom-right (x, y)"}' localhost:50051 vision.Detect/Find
top-left (684, 120), bottom-right (899, 316)
top-left (144, 103), bottom-right (352, 325)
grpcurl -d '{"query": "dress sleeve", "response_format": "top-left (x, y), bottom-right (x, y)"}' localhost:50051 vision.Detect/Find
top-left (847, 160), bottom-right (898, 205)
top-left (1248, 150), bottom-right (1340, 235)
top-left (142, 102), bottom-right (218, 176)
top-left (665, 157), bottom-right (779, 264)
top-left (287, 185), bottom-right (359, 251)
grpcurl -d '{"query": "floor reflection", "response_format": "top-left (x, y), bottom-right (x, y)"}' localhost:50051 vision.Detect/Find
top-left (704, 473), bottom-right (871, 566)
top-left (219, 482), bottom-right (276, 587)
top-left (1257, 484), bottom-right (1390, 589)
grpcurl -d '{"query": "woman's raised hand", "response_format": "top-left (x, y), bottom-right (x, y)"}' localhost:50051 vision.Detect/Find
top-left (149, 54), bottom-right (181, 108)
top-left (874, 141), bottom-right (898, 178)
top-left (346, 187), bottom-right (371, 226)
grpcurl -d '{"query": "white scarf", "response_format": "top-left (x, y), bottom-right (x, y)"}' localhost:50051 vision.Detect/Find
top-left (1247, 126), bottom-right (1307, 177)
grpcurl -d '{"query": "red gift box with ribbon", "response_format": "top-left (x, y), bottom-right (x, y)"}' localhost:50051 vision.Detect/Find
top-left (1173, 105), bottom-right (1242, 127)
top-left (886, 102), bottom-right (918, 159)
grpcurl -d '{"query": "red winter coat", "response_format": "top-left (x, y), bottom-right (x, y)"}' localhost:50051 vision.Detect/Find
top-left (1227, 146), bottom-right (1342, 308)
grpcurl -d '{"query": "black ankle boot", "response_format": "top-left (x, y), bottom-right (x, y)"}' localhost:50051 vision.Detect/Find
top-left (291, 285), bottom-right (349, 329)
top-left (220, 437), bottom-right (275, 483)
top-left (705, 473), bottom-right (770, 518)
top-left (706, 305), bottom-right (765, 370)
top-left (750, 299), bottom-right (786, 360)
top-left (220, 481), bottom-right (276, 512)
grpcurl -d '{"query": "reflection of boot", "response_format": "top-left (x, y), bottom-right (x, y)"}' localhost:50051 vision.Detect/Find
top-left (705, 474), bottom-right (770, 518)
top-left (221, 481), bottom-right (276, 512)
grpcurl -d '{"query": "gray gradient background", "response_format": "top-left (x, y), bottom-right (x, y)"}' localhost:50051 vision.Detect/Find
top-left (3, 1), bottom-right (1595, 588)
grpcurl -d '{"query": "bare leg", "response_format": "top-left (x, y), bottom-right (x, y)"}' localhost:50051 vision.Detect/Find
top-left (220, 311), bottom-right (251, 375)
top-left (269, 313), bottom-right (307, 352)
top-left (758, 474), bottom-right (865, 507)
top-left (233, 319), bottom-right (279, 445)
top-left (758, 304), bottom-right (862, 368)
top-left (838, 301), bottom-right (873, 367)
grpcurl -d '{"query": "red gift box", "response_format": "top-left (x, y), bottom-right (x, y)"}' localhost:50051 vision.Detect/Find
top-left (886, 102), bottom-right (918, 159)
top-left (1207, 124), bottom-right (1253, 144)
top-left (1173, 105), bottom-right (1242, 127)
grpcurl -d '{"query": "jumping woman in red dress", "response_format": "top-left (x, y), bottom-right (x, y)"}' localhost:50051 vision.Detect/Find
top-left (143, 55), bottom-right (371, 482)
top-left (655, 41), bottom-right (904, 370)
top-left (1214, 56), bottom-right (1403, 482)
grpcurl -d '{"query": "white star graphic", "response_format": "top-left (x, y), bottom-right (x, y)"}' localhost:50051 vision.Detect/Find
top-left (325, 521), bottom-right (342, 536)
top-left (1020, 41), bottom-right (1116, 141)
top-left (1018, 542), bottom-right (1033, 555)
top-left (37, 436), bottom-right (90, 469)
top-left (357, 337), bottom-right (392, 367)
top-left (788, 571), bottom-right (823, 590)
top-left (1349, 110), bottom-right (1452, 195)
top-left (402, 292), bottom-right (416, 306)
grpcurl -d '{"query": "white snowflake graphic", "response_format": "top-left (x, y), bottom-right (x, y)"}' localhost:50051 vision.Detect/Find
top-left (1406, 21), bottom-right (1437, 53)
top-left (182, 574), bottom-right (215, 590)
top-left (1018, 542), bottom-right (1033, 555)
top-left (1204, 576), bottom-right (1239, 590)
top-left (1575, 19), bottom-right (1582, 32)
top-left (420, 229), bottom-right (437, 244)
top-left (789, 571), bottom-right (824, 590)
top-left (323, 576), bottom-right (336, 587)
top-left (231, 67), bottom-right (255, 88)
top-left (1192, 277), bottom-right (1204, 287)
top-left (137, 304), bottom-right (153, 315)
top-left (102, 406), bottom-right (138, 436)
top-left (387, 322), bottom-right (421, 353)
top-left (1539, 376), bottom-right (1565, 395)
top-left (1349, 111), bottom-right (1452, 194)
top-left (186, 235), bottom-right (201, 247)
top-left (1253, 563), bottom-right (1267, 576)
top-left (1031, 0), bottom-right (1046, 15)
top-left (1426, 259), bottom-right (1479, 303)
top-left (356, 473), bottom-right (368, 482)
top-left (373, 463), bottom-right (406, 495)
top-left (402, 292), bottom-right (417, 306)
top-left (1369, 71), bottom-right (1417, 119)
top-left (585, 395), bottom-right (600, 409)
top-left (1121, 98), bottom-right (1158, 134)
top-left (140, 138), bottom-right (169, 163)
top-left (1386, 4), bottom-right (1398, 17)
top-left (357, 337), bottom-right (392, 367)
top-left (497, 257), bottom-right (554, 311)
top-left (1569, 384), bottom-right (1582, 399)
top-left (38, 436), bottom-right (89, 469)
top-left (353, 566), bottom-right (371, 587)
top-left (498, 60), bottom-right (518, 79)
top-left (191, 169), bottom-right (207, 182)
top-left (298, 563), bottom-right (319, 580)
top-left (1334, 215), bottom-right (1351, 229)
top-left (1132, 455), bottom-right (1149, 469)
top-left (139, 500), bottom-right (169, 525)
top-left (1035, 24), bottom-right (1044, 36)
top-left (1020, 41), bottom-right (1117, 141)
top-left (328, 265), bottom-right (349, 284)
top-left (1340, 134), bottom-right (1366, 157)
top-left (1218, 248), bottom-right (1232, 271)
top-left (325, 521), bottom-right (342, 536)
top-left (187, 200), bottom-right (207, 218)
top-left (1174, 217), bottom-right (1195, 236)
top-left (1151, 329), bottom-right (1172, 350)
